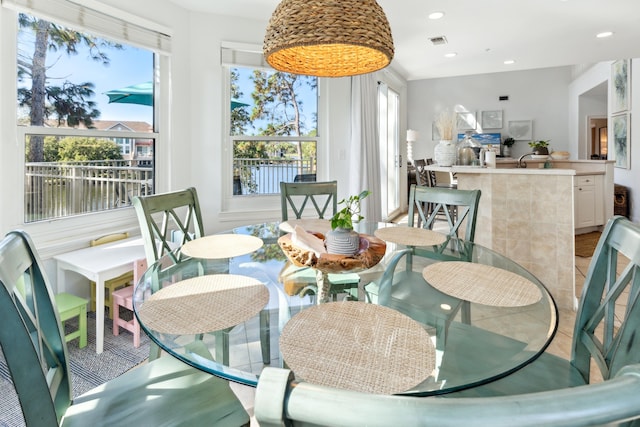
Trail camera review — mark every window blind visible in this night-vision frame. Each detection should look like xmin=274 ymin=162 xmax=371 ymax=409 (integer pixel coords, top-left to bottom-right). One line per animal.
xmin=221 ymin=43 xmax=269 ymax=69
xmin=2 ymin=0 xmax=171 ymax=54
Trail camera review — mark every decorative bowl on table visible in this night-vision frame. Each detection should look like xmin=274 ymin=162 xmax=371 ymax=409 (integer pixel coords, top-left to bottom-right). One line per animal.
xmin=277 ymin=231 xmax=386 ymax=274
xmin=550 ymin=151 xmax=570 ymax=160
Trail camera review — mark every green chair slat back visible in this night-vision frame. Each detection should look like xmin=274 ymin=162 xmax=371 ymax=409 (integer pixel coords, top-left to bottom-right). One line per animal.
xmin=254 ymin=365 xmax=640 ymax=426
xmin=280 ymin=181 xmax=338 ymax=221
xmin=0 ymin=230 xmax=249 ymax=427
xmin=408 ymin=184 xmax=481 ymax=242
xmin=132 ymin=187 xmax=204 ymax=266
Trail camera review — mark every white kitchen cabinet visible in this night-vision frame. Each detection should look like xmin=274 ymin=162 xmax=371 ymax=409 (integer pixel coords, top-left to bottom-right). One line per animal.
xmin=574 ymin=175 xmax=604 ymax=228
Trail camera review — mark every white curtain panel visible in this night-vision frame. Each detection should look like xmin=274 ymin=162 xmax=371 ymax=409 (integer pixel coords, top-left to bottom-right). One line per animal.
xmin=349 ymin=74 xmax=382 ymax=223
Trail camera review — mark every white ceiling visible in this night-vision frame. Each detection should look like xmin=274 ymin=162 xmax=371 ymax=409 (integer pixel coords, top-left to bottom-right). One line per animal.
xmin=171 ymin=0 xmax=640 ymax=81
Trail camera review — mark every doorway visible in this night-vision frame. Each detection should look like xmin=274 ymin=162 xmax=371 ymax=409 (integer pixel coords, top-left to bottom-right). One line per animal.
xmin=589 ymin=116 xmax=608 ymax=159
xmin=378 ymin=83 xmax=401 ymax=220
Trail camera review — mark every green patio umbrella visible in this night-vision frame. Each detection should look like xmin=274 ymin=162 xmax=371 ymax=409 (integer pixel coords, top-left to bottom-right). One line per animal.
xmin=105 ymin=81 xmax=249 ymax=110
xmin=105 ymin=82 xmax=153 ymax=106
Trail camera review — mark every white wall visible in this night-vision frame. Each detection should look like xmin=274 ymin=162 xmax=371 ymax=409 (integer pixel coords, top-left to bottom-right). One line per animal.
xmin=407 ymin=67 xmax=572 ymax=162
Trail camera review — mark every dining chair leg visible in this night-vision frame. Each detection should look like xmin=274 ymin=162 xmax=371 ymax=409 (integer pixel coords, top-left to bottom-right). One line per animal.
xmin=215 ymin=330 xmax=230 ymax=366
xmin=260 ymin=310 xmax=271 ymax=364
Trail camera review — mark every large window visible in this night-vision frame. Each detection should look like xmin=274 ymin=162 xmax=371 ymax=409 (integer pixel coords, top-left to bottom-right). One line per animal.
xmin=227 ymin=62 xmax=318 ymax=196
xmin=14 ymin=5 xmax=162 ymax=223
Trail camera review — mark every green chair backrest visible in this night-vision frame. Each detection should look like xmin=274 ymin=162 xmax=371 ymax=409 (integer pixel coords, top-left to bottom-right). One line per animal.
xmin=572 ymin=216 xmax=640 ymax=383
xmin=132 ymin=187 xmax=205 ymax=265
xmin=280 ymin=181 xmax=338 ymax=221
xmin=0 ymin=231 xmax=71 ymax=425
xmin=255 ymin=366 xmax=640 ymax=427
xmin=408 ymin=184 xmax=481 ymax=242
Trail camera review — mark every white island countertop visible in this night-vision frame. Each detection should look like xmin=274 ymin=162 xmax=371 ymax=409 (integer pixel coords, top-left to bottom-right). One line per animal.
xmin=425 ymin=164 xmax=577 ymax=176
xmin=426 ymin=158 xmax=614 ymax=176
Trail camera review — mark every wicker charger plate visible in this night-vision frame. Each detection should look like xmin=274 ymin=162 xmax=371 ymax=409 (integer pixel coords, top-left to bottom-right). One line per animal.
xmin=374 ymin=226 xmax=447 ymax=247
xmin=278 ymin=219 xmax=331 ymax=234
xmin=180 ymin=234 xmax=264 ymax=259
xmin=137 ymin=274 xmax=268 ymax=335
xmin=422 ymin=262 xmax=542 ymax=307
xmin=280 ymin=301 xmax=435 ymax=395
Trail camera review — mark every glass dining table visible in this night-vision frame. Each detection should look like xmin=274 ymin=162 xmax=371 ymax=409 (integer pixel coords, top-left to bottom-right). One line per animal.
xmin=133 ymin=221 xmax=558 ymax=396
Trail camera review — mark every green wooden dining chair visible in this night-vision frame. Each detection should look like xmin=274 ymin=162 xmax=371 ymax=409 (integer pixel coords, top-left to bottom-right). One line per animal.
xmin=279 ymin=180 xmax=359 ymax=301
xmin=133 ymin=187 xmax=271 ymax=364
xmin=0 ymin=230 xmax=249 ymax=427
xmin=254 ymin=366 xmax=640 ymax=427
xmin=443 ymin=215 xmax=640 ymax=398
xmin=133 ymin=187 xmax=205 ymax=266
xmin=364 ymin=185 xmax=481 ymax=348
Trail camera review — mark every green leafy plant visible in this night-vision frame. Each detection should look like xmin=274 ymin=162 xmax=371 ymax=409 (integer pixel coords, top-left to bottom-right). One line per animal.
xmin=330 ymin=190 xmax=371 ymax=230
xmin=503 ymin=137 xmax=515 ymax=147
xmin=528 ymin=140 xmax=550 ymax=150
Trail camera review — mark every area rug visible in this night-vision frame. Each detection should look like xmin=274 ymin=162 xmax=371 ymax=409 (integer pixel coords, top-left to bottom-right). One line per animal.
xmin=0 ymin=313 xmax=150 ymax=427
xmin=575 ymin=231 xmax=602 ymax=258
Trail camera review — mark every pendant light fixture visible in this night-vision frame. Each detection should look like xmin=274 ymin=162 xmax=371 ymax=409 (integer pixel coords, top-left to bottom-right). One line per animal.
xmin=263 ymin=0 xmax=394 ymax=77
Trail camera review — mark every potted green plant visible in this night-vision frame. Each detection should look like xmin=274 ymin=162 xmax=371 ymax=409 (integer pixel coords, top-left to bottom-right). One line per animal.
xmin=502 ymin=137 xmax=516 ymax=158
xmin=528 ymin=140 xmax=550 ymax=155
xmin=326 ymin=190 xmax=371 ymax=255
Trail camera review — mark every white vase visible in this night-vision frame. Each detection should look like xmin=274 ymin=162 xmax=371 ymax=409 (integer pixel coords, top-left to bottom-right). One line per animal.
xmin=325 ymin=228 xmax=360 ymax=255
xmin=434 ymin=140 xmax=457 ymax=167
xmin=502 ymin=145 xmax=511 ymax=158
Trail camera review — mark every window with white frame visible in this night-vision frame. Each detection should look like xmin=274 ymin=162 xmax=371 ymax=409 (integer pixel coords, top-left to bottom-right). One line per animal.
xmin=5 ymin=0 xmax=169 ymax=223
xmin=223 ymin=46 xmax=319 ymax=196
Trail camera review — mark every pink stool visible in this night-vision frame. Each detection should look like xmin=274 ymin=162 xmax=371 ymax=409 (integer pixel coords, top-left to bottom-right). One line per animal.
xmin=112 ymin=259 xmax=147 ymax=347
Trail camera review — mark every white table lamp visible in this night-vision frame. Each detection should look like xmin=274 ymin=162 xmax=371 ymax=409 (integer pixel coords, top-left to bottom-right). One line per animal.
xmin=407 ymin=129 xmax=419 ymax=164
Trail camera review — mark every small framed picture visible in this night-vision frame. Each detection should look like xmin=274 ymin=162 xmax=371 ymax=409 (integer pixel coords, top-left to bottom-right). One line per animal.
xmin=612 ymin=59 xmax=630 ymax=114
xmin=481 ymin=110 xmax=503 ymax=129
xmin=456 ymin=111 xmax=477 ymax=131
xmin=508 ymin=120 xmax=533 ymax=141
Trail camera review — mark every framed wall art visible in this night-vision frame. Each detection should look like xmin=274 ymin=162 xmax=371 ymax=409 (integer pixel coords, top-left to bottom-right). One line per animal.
xmin=612 ymin=59 xmax=630 ymax=114
xmin=481 ymin=110 xmax=503 ymax=129
xmin=456 ymin=111 xmax=477 ymax=131
xmin=612 ymin=112 xmax=630 ymax=169
xmin=507 ymin=120 xmax=533 ymax=141
xmin=456 ymin=133 xmax=501 ymax=145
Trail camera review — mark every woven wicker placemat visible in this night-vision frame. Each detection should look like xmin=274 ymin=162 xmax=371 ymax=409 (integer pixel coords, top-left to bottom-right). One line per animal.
xmin=374 ymin=226 xmax=447 ymax=247
xmin=137 ymin=274 xmax=268 ymax=335
xmin=278 ymin=219 xmax=331 ymax=234
xmin=280 ymin=301 xmax=435 ymax=395
xmin=180 ymin=234 xmax=264 ymax=259
xmin=422 ymin=262 xmax=542 ymax=307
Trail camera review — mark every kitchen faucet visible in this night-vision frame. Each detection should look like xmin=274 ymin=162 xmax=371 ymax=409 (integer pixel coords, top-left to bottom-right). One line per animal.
xmin=517 ymin=152 xmax=535 ymax=168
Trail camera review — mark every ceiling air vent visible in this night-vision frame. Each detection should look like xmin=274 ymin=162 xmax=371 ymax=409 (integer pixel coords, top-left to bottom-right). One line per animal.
xmin=429 ymin=36 xmax=448 ymax=45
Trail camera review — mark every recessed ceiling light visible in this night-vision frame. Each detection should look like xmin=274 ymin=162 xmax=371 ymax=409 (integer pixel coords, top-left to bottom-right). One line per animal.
xmin=428 ymin=11 xmax=445 ymax=20
xmin=596 ymin=31 xmax=614 ymax=38
xmin=444 ymin=52 xmax=457 ymax=58
xmin=504 ymin=60 xmax=515 ymax=65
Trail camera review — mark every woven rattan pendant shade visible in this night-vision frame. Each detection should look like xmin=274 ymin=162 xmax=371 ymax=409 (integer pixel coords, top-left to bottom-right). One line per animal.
xmin=264 ymin=0 xmax=394 ymax=77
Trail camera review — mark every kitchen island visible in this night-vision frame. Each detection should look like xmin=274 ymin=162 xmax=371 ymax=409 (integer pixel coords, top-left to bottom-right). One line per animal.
xmin=425 ymin=160 xmax=614 ymax=310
